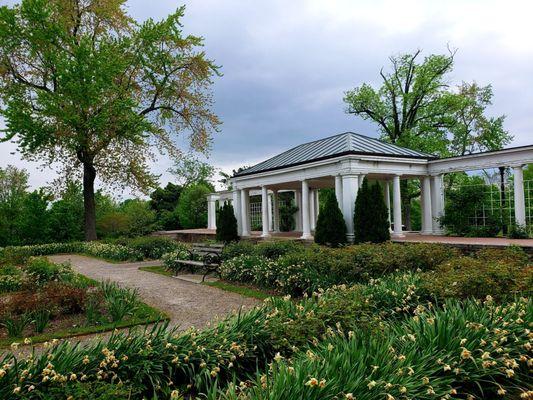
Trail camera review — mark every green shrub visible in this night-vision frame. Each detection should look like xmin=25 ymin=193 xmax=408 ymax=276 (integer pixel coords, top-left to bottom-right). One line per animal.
xmin=254 ymin=240 xmax=303 ymax=259
xmin=101 ymin=281 xmax=140 ymax=322
xmin=117 ymin=236 xmax=180 ymax=259
xmin=0 ymin=265 xmax=23 ymax=293
xmin=23 ymin=257 xmax=74 ymax=286
xmin=508 ymin=224 xmax=529 ymax=239
xmin=221 ymin=241 xmax=255 ymax=260
xmin=353 ymin=179 xmax=390 ymax=243
xmin=160 ymin=243 xmax=193 ymax=274
xmin=422 ymin=254 xmax=529 ymax=300
xmin=1 ymin=312 xmax=32 ymax=337
xmin=176 ymin=183 xmax=211 ymax=229
xmin=314 ymin=191 xmax=346 ymax=247
xmin=216 ymin=202 xmax=239 ymax=243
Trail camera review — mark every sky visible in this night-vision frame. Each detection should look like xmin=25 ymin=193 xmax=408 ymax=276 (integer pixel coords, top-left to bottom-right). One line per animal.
xmin=1 ymin=0 xmax=532 ymax=195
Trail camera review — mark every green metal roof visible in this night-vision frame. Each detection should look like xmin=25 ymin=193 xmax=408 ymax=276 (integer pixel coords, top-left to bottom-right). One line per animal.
xmin=234 ymin=132 xmax=435 ymax=177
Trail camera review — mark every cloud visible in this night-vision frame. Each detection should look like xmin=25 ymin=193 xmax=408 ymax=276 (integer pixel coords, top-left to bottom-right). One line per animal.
xmin=1 ymin=0 xmax=532 ymax=193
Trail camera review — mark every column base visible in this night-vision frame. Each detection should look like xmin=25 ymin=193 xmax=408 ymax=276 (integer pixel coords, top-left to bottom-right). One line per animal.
xmin=431 ymin=229 xmax=444 ymax=236
xmin=261 ymin=233 xmax=271 ymax=238
xmin=392 ymin=232 xmax=405 ymax=238
xmin=300 ymin=233 xmax=313 ymax=240
xmin=346 ymin=233 xmax=355 ymax=243
xmin=241 ymin=232 xmax=251 ymax=237
xmin=420 ymin=230 xmax=433 ymax=235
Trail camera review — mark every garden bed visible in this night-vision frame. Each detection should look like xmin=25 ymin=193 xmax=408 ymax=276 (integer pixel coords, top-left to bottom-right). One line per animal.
xmin=0 ymin=257 xmax=167 ymax=347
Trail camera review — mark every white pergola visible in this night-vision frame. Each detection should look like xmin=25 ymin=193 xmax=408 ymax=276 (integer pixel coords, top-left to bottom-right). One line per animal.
xmin=207 ymin=132 xmax=533 ymax=242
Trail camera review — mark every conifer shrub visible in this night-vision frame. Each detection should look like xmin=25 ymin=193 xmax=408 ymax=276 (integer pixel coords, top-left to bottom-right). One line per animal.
xmin=353 ymin=178 xmax=390 ymax=243
xmin=216 ymin=202 xmax=239 ymax=243
xmin=314 ymin=191 xmax=347 ymax=247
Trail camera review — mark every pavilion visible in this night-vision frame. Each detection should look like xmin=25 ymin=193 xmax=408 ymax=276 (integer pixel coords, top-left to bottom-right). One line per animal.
xmin=207 ymin=132 xmax=533 ymax=242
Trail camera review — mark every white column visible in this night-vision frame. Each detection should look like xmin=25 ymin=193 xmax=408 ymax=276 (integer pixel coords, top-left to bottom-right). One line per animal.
xmin=335 ymin=175 xmax=343 ymax=207
xmin=392 ymin=174 xmax=404 ymax=238
xmin=513 ymin=165 xmax=526 ymax=226
xmin=314 ymin=190 xmax=320 ymax=223
xmin=207 ymin=196 xmax=217 ymax=229
xmin=310 ymin=189 xmax=316 ymax=231
xmin=261 ymin=186 xmax=270 ymax=238
xmin=240 ymin=189 xmax=250 ymax=236
xmin=359 ymin=174 xmax=366 ymax=189
xmin=294 ymin=190 xmax=302 ymax=231
xmin=431 ymin=174 xmax=444 ymax=234
xmin=341 ymin=174 xmax=359 ymax=242
xmin=421 ymin=176 xmax=433 ymax=235
xmin=267 ymin=194 xmax=273 ymax=231
xmin=232 ymin=190 xmax=242 ymax=235
xmin=384 ymin=180 xmax=392 ymax=231
xmin=301 ymin=180 xmax=312 ymax=239
xmin=272 ymin=190 xmax=280 ymax=233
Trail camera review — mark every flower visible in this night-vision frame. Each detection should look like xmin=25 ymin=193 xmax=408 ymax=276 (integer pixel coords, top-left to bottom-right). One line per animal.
xmin=345 ymin=394 xmax=354 ymax=399
xmin=461 ymin=348 xmax=471 ymax=359
xmin=497 ymin=387 xmax=506 ymax=396
xmin=170 ymin=389 xmax=180 ymax=399
xmin=13 ymin=387 xmax=21 ymax=394
xmin=306 ymin=378 xmax=318 ymax=387
xmin=367 ymin=380 xmax=377 ymax=389
xmin=319 ymin=379 xmax=326 ymax=388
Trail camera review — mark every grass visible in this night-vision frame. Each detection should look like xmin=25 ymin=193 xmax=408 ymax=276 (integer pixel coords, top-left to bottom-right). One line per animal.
xmin=0 ymin=302 xmax=168 ymax=348
xmin=204 ymin=280 xmax=274 ymax=300
xmin=138 ymin=265 xmax=173 ymax=276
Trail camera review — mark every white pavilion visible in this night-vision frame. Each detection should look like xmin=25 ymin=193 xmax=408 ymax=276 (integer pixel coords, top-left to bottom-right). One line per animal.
xmin=207 ymin=132 xmax=533 ymax=242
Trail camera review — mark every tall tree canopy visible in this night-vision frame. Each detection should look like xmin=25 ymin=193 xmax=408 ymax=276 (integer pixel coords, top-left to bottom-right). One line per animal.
xmin=344 ymin=50 xmax=512 ymax=228
xmin=0 ymin=0 xmax=220 ymax=240
xmin=344 ymin=49 xmax=511 ymax=157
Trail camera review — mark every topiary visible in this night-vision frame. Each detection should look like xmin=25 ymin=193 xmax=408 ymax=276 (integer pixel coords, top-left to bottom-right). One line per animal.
xmin=216 ymin=202 xmax=239 ymax=243
xmin=314 ymin=191 xmax=347 ymax=247
xmin=354 ymin=179 xmax=390 ymax=243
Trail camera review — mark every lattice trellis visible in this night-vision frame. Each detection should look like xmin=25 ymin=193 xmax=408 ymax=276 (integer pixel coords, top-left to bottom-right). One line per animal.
xmin=455 ymin=179 xmax=532 ymax=233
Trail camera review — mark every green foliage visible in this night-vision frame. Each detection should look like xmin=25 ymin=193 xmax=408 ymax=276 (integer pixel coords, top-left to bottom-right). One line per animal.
xmin=422 ymin=248 xmax=530 ymax=300
xmin=353 ymin=179 xmax=390 ymax=243
xmin=441 ymin=180 xmax=502 ymax=236
xmin=314 ymin=191 xmax=347 ymax=247
xmin=23 ymin=257 xmax=74 ymax=286
xmin=216 ymin=202 xmax=239 ymax=243
xmin=1 ymin=312 xmax=32 ymax=337
xmin=149 ymin=183 xmax=182 ymax=230
xmin=220 ymin=242 xmax=460 ymax=295
xmin=114 ymin=236 xmax=180 ymax=259
xmin=169 ymin=157 xmax=216 ymax=188
xmin=225 ymin=297 xmax=531 ymax=400
xmin=176 ymin=183 xmax=211 ymax=229
xmin=0 ymin=1 xmax=220 ymax=240
xmin=278 ymin=192 xmax=298 ymax=231
xmin=344 ymin=50 xmax=511 ymax=158
xmin=101 ymin=281 xmax=140 ymax=323
xmin=508 ymin=224 xmax=529 ymax=239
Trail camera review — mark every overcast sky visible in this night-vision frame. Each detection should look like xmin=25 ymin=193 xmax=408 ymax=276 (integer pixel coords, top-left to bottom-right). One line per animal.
xmin=1 ymin=0 xmax=532 ymax=194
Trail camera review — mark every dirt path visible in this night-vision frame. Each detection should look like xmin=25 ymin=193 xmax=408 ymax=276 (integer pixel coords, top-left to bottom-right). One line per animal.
xmin=48 ymin=254 xmax=259 ymax=329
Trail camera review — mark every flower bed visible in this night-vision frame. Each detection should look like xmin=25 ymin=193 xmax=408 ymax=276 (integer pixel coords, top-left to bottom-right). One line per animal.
xmin=0 ymin=273 xmax=530 ymax=399
xmin=0 ymin=258 xmax=165 ymax=345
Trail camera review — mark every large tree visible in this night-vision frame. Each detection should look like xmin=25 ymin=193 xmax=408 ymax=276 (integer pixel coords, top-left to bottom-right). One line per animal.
xmin=344 ymin=50 xmax=511 ymax=227
xmin=0 ymin=0 xmax=220 ymax=240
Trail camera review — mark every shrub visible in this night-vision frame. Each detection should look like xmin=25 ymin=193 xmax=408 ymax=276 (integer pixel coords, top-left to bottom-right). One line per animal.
xmin=118 ymin=236 xmax=180 ymax=259
xmin=508 ymin=224 xmax=529 ymax=239
xmin=421 ymin=255 xmax=528 ymax=300
xmin=0 ymin=265 xmax=23 ymax=293
xmin=221 ymin=241 xmax=255 ymax=260
xmin=23 ymin=257 xmax=74 ymax=286
xmin=32 ymin=308 xmax=51 ymax=333
xmin=314 ymin=191 xmax=346 ymax=247
xmin=354 ymin=179 xmax=390 ymax=243
xmin=216 ymin=202 xmax=239 ymax=243
xmin=254 ymin=241 xmax=303 ymax=259
xmin=44 ymin=282 xmax=87 ymax=315
xmin=160 ymin=243 xmax=192 ymax=274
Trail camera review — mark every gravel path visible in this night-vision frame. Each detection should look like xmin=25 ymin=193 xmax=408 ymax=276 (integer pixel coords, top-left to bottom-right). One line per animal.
xmin=48 ymin=254 xmax=260 ymax=330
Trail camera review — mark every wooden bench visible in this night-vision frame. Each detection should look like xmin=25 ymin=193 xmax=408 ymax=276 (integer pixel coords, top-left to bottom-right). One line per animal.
xmin=175 ymin=243 xmax=224 ymax=282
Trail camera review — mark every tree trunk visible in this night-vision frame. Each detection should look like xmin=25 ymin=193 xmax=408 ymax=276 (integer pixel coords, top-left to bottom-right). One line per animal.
xmin=83 ymin=162 xmax=98 ymax=241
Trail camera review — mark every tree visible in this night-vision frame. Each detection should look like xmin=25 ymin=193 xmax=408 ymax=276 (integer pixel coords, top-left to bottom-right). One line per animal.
xmin=176 ymin=183 xmax=211 ymax=229
xmin=216 ymin=202 xmax=239 ymax=243
xmin=344 ymin=50 xmax=511 ymax=228
xmin=17 ymin=189 xmax=51 ymax=244
xmin=353 ymin=179 xmax=390 ymax=243
xmin=48 ymin=182 xmax=85 ymax=242
xmin=314 ymin=191 xmax=346 ymax=247
xmin=0 ymin=165 xmax=29 ymax=245
xmin=0 ymin=1 xmax=220 ymax=241
xmin=169 ymin=157 xmax=215 ymax=188
xmin=150 ymin=183 xmax=182 ymax=230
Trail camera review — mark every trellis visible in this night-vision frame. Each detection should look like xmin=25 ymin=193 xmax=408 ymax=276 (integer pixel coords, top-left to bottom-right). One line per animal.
xmin=455 ymin=179 xmax=532 ymax=233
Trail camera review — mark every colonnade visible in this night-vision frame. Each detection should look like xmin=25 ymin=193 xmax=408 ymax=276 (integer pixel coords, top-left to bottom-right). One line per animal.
xmin=207 ymin=164 xmax=528 ymax=240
